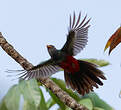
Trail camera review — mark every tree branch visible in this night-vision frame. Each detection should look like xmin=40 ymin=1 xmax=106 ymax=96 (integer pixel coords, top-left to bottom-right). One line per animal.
xmin=0 ymin=32 xmax=88 ymax=110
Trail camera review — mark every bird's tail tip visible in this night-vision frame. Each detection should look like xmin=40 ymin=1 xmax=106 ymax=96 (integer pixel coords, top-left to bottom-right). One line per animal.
xmin=64 ymin=60 xmax=106 ymax=96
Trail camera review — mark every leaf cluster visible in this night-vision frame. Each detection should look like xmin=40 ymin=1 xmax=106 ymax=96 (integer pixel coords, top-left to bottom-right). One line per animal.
xmin=0 ymin=59 xmax=112 ymax=110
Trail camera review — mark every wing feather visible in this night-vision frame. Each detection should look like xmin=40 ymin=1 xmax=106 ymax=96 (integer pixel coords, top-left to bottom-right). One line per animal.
xmin=19 ymin=59 xmax=61 ymax=79
xmin=72 ymin=12 xmax=76 ymax=28
xmin=61 ymin=12 xmax=90 ymax=56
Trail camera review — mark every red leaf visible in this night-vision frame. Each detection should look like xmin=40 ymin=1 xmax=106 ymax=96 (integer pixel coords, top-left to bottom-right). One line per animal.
xmin=104 ymin=26 xmax=121 ymax=54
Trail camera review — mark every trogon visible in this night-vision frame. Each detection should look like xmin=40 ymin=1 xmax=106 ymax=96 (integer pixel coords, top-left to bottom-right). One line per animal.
xmin=19 ymin=12 xmax=106 ymax=95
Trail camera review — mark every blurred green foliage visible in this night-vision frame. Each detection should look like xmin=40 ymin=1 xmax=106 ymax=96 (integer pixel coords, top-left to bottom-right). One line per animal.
xmin=81 ymin=59 xmax=110 ymax=67
xmin=0 ymin=59 xmax=113 ymax=110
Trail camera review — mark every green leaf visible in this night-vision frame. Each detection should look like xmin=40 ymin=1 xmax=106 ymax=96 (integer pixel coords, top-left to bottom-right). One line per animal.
xmin=39 ymin=88 xmax=48 ymax=110
xmin=23 ymin=101 xmax=37 ymax=110
xmin=84 ymin=92 xmax=113 ymax=110
xmin=0 ymin=100 xmax=8 ymax=110
xmin=51 ymin=78 xmax=81 ymax=101
xmin=23 ymin=87 xmax=48 ymax=110
xmin=48 ymin=89 xmax=66 ymax=110
xmin=22 ymin=79 xmax=47 ymax=110
xmin=46 ymin=98 xmax=56 ymax=109
xmin=81 ymin=59 xmax=110 ymax=67
xmin=65 ymin=107 xmax=72 ymax=110
xmin=93 ymin=107 xmax=104 ymax=110
xmin=0 ymin=85 xmax=21 ymax=110
xmin=19 ymin=79 xmax=41 ymax=108
xmin=79 ymin=98 xmax=93 ymax=110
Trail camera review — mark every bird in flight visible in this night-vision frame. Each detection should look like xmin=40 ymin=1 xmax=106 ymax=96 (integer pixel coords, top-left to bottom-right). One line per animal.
xmin=19 ymin=12 xmax=106 ymax=95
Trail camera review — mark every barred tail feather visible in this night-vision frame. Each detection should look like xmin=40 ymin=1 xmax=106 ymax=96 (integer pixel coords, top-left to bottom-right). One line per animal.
xmin=64 ymin=60 xmax=106 ymax=95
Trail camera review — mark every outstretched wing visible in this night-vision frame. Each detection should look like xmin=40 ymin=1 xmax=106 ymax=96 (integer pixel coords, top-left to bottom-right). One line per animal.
xmin=19 ymin=59 xmax=61 ymax=79
xmin=61 ymin=12 xmax=90 ymax=56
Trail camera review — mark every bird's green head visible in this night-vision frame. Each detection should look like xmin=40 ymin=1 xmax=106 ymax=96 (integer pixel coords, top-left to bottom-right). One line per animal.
xmin=47 ymin=45 xmax=57 ymax=57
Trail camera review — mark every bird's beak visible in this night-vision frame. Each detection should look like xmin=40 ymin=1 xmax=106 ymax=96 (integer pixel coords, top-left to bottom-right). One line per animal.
xmin=47 ymin=45 xmax=52 ymax=49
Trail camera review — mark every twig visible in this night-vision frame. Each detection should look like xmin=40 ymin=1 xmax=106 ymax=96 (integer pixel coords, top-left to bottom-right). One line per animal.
xmin=0 ymin=32 xmax=88 ymax=110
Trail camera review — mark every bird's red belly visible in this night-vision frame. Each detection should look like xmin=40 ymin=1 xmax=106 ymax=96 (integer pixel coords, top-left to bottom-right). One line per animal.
xmin=60 ymin=56 xmax=80 ymax=73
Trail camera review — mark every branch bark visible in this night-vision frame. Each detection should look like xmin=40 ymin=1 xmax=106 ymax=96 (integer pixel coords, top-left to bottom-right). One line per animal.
xmin=0 ymin=32 xmax=88 ymax=110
